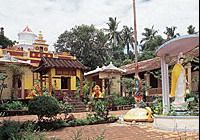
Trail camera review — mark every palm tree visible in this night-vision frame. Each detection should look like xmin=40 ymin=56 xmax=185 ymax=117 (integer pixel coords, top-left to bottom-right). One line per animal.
xmin=104 ymin=17 xmax=121 ymax=47
xmin=164 ymin=26 xmax=180 ymax=40
xmin=187 ymin=25 xmax=198 ymax=34
xmin=140 ymin=25 xmax=158 ymax=44
xmin=121 ymin=26 xmax=134 ymax=57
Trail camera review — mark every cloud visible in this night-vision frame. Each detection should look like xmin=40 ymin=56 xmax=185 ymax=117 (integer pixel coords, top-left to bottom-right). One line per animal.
xmin=0 ymin=0 xmax=199 ymax=51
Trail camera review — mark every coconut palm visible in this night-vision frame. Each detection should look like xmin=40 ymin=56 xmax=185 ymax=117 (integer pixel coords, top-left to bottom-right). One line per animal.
xmin=140 ymin=25 xmax=158 ymax=44
xmin=187 ymin=25 xmax=198 ymax=34
xmin=121 ymin=26 xmax=134 ymax=57
xmin=104 ymin=17 xmax=121 ymax=47
xmin=164 ymin=26 xmax=180 ymax=40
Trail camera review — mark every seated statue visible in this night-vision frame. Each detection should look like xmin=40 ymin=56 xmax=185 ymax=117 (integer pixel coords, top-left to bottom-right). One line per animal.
xmin=91 ymin=85 xmax=104 ymax=98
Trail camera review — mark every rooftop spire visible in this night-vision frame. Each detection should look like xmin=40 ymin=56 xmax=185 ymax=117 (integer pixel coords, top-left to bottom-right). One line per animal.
xmin=22 ymin=26 xmax=32 ymax=32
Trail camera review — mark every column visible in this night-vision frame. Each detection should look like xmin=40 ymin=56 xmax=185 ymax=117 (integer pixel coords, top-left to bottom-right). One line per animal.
xmin=21 ymin=75 xmax=25 ymax=99
xmin=48 ymin=70 xmax=52 ymax=95
xmin=40 ymin=72 xmax=43 ymax=88
xmin=161 ymin=56 xmax=170 ymax=114
xmin=80 ymin=71 xmax=83 ymax=97
xmin=186 ymin=63 xmax=192 ymax=91
xmin=144 ymin=72 xmax=150 ymax=96
xmin=102 ymin=79 xmax=105 ymax=95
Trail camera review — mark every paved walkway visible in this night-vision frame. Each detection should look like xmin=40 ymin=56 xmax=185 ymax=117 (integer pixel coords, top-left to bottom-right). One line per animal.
xmin=47 ymin=123 xmax=199 ymax=140
xmin=0 ymin=110 xmax=199 ymax=140
xmin=0 ymin=110 xmax=128 ymax=122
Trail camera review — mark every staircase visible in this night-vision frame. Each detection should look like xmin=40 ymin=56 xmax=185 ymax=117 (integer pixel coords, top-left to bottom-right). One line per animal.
xmin=62 ymin=92 xmax=87 ymax=113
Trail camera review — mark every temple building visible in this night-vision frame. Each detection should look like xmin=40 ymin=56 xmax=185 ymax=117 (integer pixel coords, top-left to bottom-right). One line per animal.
xmin=120 ymin=47 xmax=199 ymax=97
xmin=0 ymin=26 xmax=86 ymax=100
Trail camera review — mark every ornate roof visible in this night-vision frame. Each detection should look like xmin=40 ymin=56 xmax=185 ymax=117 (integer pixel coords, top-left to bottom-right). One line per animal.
xmin=84 ymin=62 xmax=126 ymax=76
xmin=33 ymin=57 xmax=87 ymax=73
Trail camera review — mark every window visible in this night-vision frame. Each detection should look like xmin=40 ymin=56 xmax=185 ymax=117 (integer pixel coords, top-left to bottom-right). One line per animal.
xmin=61 ymin=77 xmax=70 ymax=89
xmin=40 ymin=47 xmax=43 ymax=52
xmin=150 ymin=74 xmax=158 ymax=88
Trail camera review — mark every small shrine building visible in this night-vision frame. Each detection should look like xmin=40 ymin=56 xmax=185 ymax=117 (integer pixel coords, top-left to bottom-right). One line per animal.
xmin=84 ymin=62 xmax=126 ymax=96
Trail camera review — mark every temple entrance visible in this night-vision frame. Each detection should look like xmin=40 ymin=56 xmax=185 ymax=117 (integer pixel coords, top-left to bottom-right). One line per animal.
xmin=61 ymin=77 xmax=70 ymax=90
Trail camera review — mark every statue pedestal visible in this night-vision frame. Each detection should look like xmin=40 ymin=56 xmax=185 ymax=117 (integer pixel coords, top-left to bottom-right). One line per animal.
xmin=171 ymin=101 xmax=188 ymax=113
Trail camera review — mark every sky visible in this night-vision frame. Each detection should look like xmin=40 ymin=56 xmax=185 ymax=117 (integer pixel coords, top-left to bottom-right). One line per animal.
xmin=0 ymin=0 xmax=199 ymax=51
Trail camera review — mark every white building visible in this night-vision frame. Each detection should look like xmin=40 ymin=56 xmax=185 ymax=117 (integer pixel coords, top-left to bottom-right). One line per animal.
xmin=17 ymin=26 xmax=37 ymax=51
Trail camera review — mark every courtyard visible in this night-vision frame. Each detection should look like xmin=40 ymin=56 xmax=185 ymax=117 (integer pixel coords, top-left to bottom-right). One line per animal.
xmin=0 ymin=110 xmax=199 ymax=140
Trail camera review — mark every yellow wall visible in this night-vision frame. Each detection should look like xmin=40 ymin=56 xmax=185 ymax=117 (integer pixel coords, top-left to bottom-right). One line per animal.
xmin=24 ymin=67 xmax=33 ymax=89
xmin=51 ymin=68 xmax=78 ymax=90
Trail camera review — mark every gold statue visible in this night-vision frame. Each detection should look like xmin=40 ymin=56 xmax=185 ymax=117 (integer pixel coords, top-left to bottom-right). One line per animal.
xmin=91 ymin=85 xmax=104 ymax=98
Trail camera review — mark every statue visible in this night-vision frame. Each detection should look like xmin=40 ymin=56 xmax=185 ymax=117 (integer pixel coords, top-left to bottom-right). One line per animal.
xmin=170 ymin=52 xmax=188 ymax=111
xmin=91 ymin=85 xmax=103 ymax=98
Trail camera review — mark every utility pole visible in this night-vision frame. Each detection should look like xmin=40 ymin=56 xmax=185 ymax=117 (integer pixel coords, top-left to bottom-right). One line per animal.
xmin=132 ymin=0 xmax=143 ymax=102
xmin=132 ymin=0 xmax=138 ymax=76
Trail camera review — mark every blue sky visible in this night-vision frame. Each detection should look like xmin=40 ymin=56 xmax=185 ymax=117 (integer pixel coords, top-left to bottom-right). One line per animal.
xmin=0 ymin=0 xmax=199 ymax=51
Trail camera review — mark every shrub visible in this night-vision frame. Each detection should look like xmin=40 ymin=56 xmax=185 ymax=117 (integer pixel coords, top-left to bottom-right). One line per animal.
xmin=93 ymin=100 xmax=109 ymax=119
xmin=28 ymin=96 xmax=61 ymax=121
xmin=0 ymin=101 xmax=27 ymax=110
xmin=0 ymin=120 xmax=47 ymax=140
xmin=151 ymin=97 xmax=163 ymax=115
xmin=0 ymin=120 xmax=21 ymax=140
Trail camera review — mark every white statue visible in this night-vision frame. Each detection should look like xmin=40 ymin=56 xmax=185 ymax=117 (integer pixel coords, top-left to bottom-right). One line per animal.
xmin=170 ymin=52 xmax=188 ymax=111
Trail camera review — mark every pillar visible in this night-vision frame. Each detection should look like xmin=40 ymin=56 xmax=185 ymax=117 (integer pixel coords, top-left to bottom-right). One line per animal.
xmin=102 ymin=79 xmax=105 ymax=95
xmin=144 ymin=72 xmax=150 ymax=96
xmin=21 ymin=75 xmax=25 ymax=99
xmin=161 ymin=56 xmax=170 ymax=114
xmin=186 ymin=63 xmax=192 ymax=91
xmin=80 ymin=71 xmax=83 ymax=97
xmin=48 ymin=70 xmax=52 ymax=94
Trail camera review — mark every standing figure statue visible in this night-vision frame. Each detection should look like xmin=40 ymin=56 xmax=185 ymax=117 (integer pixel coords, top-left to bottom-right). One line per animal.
xmin=170 ymin=52 xmax=188 ymax=111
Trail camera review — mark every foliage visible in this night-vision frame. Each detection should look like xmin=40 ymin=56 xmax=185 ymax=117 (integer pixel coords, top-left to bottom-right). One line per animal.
xmin=93 ymin=100 xmax=109 ymax=119
xmin=29 ymin=80 xmax=49 ymax=97
xmin=187 ymin=25 xmax=199 ymax=34
xmin=54 ymin=24 xmax=109 ymax=70
xmin=107 ymin=94 xmax=135 ymax=107
xmin=185 ymin=93 xmax=199 ymax=116
xmin=0 ymin=34 xmax=14 ymax=49
xmin=151 ymin=97 xmax=163 ymax=115
xmin=119 ymin=77 xmax=150 ymax=96
xmin=163 ymin=26 xmax=180 ymax=40
xmin=0 ymin=120 xmax=46 ymax=140
xmin=28 ymin=96 xmax=61 ymax=121
xmin=0 ymin=101 xmax=27 ymax=110
xmin=59 ymin=101 xmax=74 ymax=119
xmin=0 ymin=73 xmax=7 ymax=100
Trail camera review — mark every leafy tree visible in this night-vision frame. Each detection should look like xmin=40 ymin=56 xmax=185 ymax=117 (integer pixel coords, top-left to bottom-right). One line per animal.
xmin=187 ymin=25 xmax=198 ymax=34
xmin=104 ymin=17 xmax=128 ymax=67
xmin=140 ymin=25 xmax=158 ymax=44
xmin=54 ymin=25 xmax=109 ymax=70
xmin=0 ymin=30 xmax=14 ymax=49
xmin=164 ymin=26 xmax=180 ymax=40
xmin=139 ymin=26 xmax=164 ymax=61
